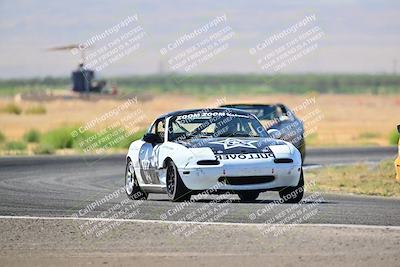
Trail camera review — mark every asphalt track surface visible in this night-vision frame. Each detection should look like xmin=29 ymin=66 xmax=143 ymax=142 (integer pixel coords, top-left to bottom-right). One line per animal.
xmin=0 ymin=146 xmax=398 ymax=226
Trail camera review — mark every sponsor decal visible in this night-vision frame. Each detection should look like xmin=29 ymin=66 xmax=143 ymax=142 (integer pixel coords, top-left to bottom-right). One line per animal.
xmin=215 ymin=152 xmax=274 ymax=160
xmin=210 ymin=138 xmax=258 ymax=150
xmin=176 ymin=112 xmax=249 ymax=121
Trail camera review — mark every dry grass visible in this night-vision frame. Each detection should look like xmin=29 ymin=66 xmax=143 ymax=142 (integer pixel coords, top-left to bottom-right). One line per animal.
xmin=0 ymin=93 xmax=399 ymax=147
xmin=25 ymin=105 xmax=46 ymax=115
xmin=0 ymin=103 xmax=22 ymax=115
xmin=306 ymin=160 xmax=400 ymax=197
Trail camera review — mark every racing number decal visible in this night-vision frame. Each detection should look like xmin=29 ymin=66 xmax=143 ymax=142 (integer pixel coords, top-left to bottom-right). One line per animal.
xmin=138 ymin=143 xmax=160 ymax=184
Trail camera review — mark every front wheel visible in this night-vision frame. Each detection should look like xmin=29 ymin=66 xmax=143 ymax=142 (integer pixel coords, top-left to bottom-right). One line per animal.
xmin=237 ymin=191 xmax=259 ymax=202
xmin=125 ymin=159 xmax=148 ymax=200
xmin=279 ymin=170 xmax=304 ymax=203
xmin=166 ymin=160 xmax=191 ymax=202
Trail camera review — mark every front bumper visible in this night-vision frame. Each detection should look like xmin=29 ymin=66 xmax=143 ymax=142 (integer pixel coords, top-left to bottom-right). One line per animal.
xmin=179 ymin=161 xmax=302 ymax=191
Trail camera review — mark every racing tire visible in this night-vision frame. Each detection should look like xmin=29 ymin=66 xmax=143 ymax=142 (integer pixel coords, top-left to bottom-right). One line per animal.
xmin=166 ymin=160 xmax=191 ymax=202
xmin=279 ymin=170 xmax=304 ymax=203
xmin=125 ymin=159 xmax=148 ymax=200
xmin=237 ymin=191 xmax=260 ymax=202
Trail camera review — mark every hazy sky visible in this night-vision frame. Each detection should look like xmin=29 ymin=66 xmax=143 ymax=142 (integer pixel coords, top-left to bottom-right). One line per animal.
xmin=0 ymin=0 xmax=399 ymax=78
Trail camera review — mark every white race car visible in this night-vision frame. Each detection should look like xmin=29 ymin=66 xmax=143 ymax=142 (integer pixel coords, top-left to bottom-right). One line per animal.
xmin=125 ymin=108 xmax=304 ymax=202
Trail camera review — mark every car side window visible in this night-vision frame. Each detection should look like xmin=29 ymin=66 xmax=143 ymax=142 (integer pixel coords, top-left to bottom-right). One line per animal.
xmin=156 ymin=119 xmax=166 ymax=142
xmin=148 ymin=119 xmax=165 ymax=141
xmin=148 ymin=121 xmax=157 ymax=134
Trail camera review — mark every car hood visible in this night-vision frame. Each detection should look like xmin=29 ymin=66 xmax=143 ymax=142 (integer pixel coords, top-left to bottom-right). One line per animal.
xmin=176 ymin=137 xmax=287 ymax=155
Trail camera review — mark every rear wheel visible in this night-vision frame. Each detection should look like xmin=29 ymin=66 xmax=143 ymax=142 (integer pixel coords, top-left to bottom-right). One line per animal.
xmin=166 ymin=160 xmax=191 ymax=202
xmin=237 ymin=191 xmax=259 ymax=202
xmin=125 ymin=159 xmax=148 ymax=200
xmin=279 ymin=170 xmax=304 ymax=203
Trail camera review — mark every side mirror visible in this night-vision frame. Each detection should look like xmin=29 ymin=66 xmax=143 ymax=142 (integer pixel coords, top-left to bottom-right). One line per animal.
xmin=143 ymin=133 xmax=162 ymax=144
xmin=267 ymin=129 xmax=282 ymax=139
xmin=397 ymin=125 xmax=400 ymax=134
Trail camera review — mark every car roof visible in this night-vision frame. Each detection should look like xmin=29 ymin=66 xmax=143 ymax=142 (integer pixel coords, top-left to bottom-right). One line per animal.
xmin=157 ymin=108 xmax=252 ymax=120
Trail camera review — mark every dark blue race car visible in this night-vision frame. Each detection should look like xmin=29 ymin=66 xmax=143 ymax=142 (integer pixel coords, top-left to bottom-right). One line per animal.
xmin=220 ymin=104 xmax=306 ymax=162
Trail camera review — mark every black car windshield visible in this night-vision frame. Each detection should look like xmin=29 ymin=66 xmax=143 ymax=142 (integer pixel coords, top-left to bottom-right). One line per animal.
xmin=168 ymin=111 xmax=268 ymax=141
xmin=223 ymin=105 xmax=289 ymax=121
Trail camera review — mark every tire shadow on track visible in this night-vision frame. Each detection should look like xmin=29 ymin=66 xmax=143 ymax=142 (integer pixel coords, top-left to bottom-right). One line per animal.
xmin=145 ymin=198 xmax=336 ymax=205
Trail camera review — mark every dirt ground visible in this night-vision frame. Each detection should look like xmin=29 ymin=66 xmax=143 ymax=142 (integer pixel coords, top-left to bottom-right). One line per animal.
xmin=0 ymin=93 xmax=399 ymax=147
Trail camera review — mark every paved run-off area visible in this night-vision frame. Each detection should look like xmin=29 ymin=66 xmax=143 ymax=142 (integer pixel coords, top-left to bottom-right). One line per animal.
xmin=1 ymin=217 xmax=400 ymax=267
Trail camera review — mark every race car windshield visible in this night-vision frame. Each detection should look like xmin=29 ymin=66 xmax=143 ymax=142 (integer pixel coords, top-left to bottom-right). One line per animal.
xmin=168 ymin=112 xmax=268 ymax=141
xmin=223 ymin=105 xmax=289 ymax=121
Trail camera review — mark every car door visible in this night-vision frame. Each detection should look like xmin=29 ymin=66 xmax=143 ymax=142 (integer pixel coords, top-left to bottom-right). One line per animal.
xmin=138 ymin=118 xmax=165 ymax=184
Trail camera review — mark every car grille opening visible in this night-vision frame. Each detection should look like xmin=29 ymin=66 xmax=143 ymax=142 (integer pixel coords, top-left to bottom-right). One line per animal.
xmin=218 ymin=176 xmax=275 ymax=185
xmin=197 ymin=160 xmax=220 ymax=165
xmin=274 ymin=158 xmax=293 ymax=163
